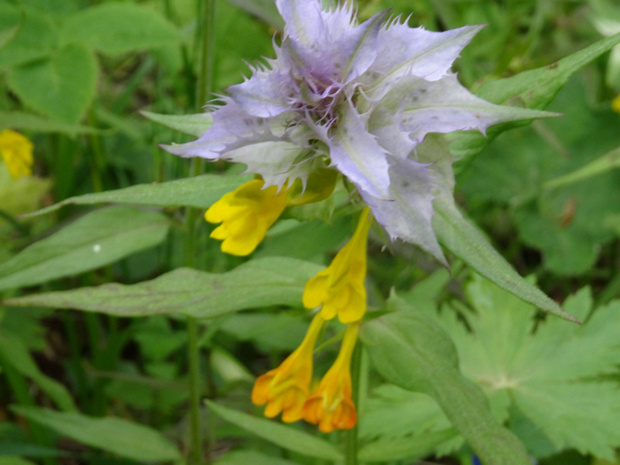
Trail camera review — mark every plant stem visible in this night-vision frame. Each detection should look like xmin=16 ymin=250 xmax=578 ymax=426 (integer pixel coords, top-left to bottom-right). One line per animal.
xmin=185 ymin=1 xmax=217 ymax=462
xmin=345 ymin=342 xmax=362 ymax=465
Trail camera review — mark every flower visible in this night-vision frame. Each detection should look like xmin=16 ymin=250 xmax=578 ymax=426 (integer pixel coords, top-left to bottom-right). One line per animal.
xmin=303 ymin=322 xmax=359 ymax=433
xmin=613 ymin=95 xmax=620 ymax=114
xmin=252 ymin=313 xmax=325 ymax=422
xmin=205 ymin=179 xmax=289 ymax=255
xmin=303 ymin=207 xmax=371 ymax=323
xmin=0 ymin=129 xmax=33 ymax=179
xmin=164 ymin=0 xmax=545 ymax=263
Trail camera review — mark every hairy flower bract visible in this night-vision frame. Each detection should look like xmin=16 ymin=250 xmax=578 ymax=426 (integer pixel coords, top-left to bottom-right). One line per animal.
xmin=165 ymin=0 xmax=546 ymax=262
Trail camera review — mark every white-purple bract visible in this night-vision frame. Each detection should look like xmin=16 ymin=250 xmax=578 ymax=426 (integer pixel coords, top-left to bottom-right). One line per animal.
xmin=164 ymin=0 xmax=545 ymax=264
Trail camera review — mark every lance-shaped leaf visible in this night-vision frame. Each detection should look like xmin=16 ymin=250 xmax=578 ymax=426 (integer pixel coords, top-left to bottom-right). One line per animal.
xmin=0 ymin=207 xmax=169 ymax=291
xmin=3 ymin=257 xmax=321 ymax=318
xmin=432 ymin=197 xmax=578 ymax=323
xmin=361 ymin=294 xmax=532 ymax=465
xmin=11 ymin=406 xmax=181 ymax=462
xmin=207 ymin=401 xmax=342 ymax=461
xmin=451 ymin=32 xmax=620 ymax=161
xmin=141 ymin=111 xmax=213 ymax=137
xmin=544 ymin=145 xmax=620 ymax=190
xmin=26 ymin=173 xmax=251 ymax=217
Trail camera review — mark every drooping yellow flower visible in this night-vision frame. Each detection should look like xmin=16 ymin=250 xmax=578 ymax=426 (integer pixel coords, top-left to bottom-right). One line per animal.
xmin=302 ymin=208 xmax=371 ymax=323
xmin=613 ymin=95 xmax=620 ymax=114
xmin=252 ymin=314 xmax=325 ymax=422
xmin=303 ymin=323 xmax=359 ymax=433
xmin=205 ymin=179 xmax=288 ymax=256
xmin=0 ymin=129 xmax=33 ymax=179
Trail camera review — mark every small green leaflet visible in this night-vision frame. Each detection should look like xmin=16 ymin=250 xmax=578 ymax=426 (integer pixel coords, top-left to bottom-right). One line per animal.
xmin=3 ymin=257 xmax=321 ymax=319
xmin=141 ymin=111 xmax=213 ymax=137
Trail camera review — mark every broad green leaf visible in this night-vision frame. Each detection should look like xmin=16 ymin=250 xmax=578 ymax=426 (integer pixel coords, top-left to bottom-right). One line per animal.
xmin=11 ymin=406 xmax=181 ymax=462
xmin=61 ymin=4 xmax=180 ymax=55
xmin=361 ymin=295 xmax=532 ymax=465
xmin=358 ymin=428 xmax=457 ymax=462
xmin=432 ymin=197 xmax=579 ymax=323
xmin=214 ymin=451 xmax=297 ymax=465
xmin=7 ymin=44 xmax=97 ymax=123
xmin=0 ymin=331 xmax=76 ymax=412
xmin=3 ymin=257 xmax=321 ymax=318
xmin=451 ymin=32 xmax=620 ymax=161
xmin=0 ymin=7 xmax=57 ymax=67
xmin=0 ymin=207 xmax=169 ymax=291
xmin=0 ymin=111 xmax=98 ymax=135
xmin=443 ymin=276 xmax=620 ymax=459
xmin=544 ymin=146 xmax=620 ymax=189
xmin=26 ymin=173 xmax=252 ymax=217
xmin=141 ymin=111 xmax=213 ymax=137
xmin=206 ymin=401 xmax=343 ymax=461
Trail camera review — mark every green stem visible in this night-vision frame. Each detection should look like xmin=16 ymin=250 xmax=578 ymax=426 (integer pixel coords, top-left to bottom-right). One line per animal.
xmin=345 ymin=342 xmax=362 ymax=465
xmin=187 ymin=317 xmax=203 ymax=465
xmin=185 ymin=0 xmax=217 ymax=461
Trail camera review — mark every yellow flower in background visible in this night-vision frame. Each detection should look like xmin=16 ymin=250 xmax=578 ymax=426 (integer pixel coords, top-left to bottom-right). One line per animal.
xmin=303 ymin=208 xmax=372 ymax=323
xmin=252 ymin=314 xmax=325 ymax=423
xmin=303 ymin=323 xmax=359 ymax=433
xmin=205 ymin=179 xmax=288 ymax=256
xmin=0 ymin=129 xmax=33 ymax=179
xmin=613 ymin=95 xmax=620 ymax=114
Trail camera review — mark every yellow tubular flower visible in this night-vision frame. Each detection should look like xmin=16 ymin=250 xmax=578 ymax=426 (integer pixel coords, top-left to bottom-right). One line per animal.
xmin=205 ymin=179 xmax=288 ymax=256
xmin=252 ymin=314 xmax=325 ymax=422
xmin=302 ymin=207 xmax=372 ymax=323
xmin=303 ymin=322 xmax=359 ymax=433
xmin=0 ymin=129 xmax=34 ymax=179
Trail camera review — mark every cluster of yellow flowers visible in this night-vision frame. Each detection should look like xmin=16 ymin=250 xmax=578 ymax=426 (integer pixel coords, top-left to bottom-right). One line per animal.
xmin=206 ymin=180 xmax=371 ymax=432
xmin=0 ymin=129 xmax=33 ymax=179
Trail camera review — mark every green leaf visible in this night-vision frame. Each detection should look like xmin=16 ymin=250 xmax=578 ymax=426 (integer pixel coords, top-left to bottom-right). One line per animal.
xmin=3 ymin=257 xmax=321 ymax=318
xmin=0 ymin=7 xmax=58 ymax=67
xmin=214 ymin=451 xmax=298 ymax=465
xmin=26 ymin=173 xmax=252 ymax=217
xmin=451 ymin=32 xmax=620 ymax=161
xmin=358 ymin=428 xmax=457 ymax=462
xmin=225 ymin=0 xmax=284 ymax=29
xmin=0 ymin=457 xmax=36 ymax=465
xmin=0 ymin=331 xmax=76 ymax=412
xmin=206 ymin=401 xmax=343 ymax=461
xmin=11 ymin=406 xmax=181 ymax=462
xmin=61 ymin=4 xmax=180 ymax=55
xmin=544 ymin=145 xmax=620 ymax=190
xmin=444 ymin=276 xmax=620 ymax=459
xmin=7 ymin=44 xmax=97 ymax=123
xmin=0 ymin=5 xmax=21 ymax=50
xmin=141 ymin=111 xmax=213 ymax=137
xmin=0 ymin=207 xmax=169 ymax=291
xmin=432 ymin=197 xmax=579 ymax=323
xmin=361 ymin=294 xmax=532 ymax=465
xmin=0 ymin=111 xmax=98 ymax=135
